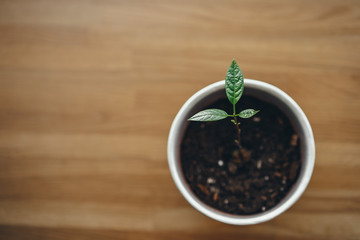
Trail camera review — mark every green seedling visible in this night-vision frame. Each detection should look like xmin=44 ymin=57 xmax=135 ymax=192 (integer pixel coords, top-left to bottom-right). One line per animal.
xmin=188 ymin=60 xmax=259 ymax=150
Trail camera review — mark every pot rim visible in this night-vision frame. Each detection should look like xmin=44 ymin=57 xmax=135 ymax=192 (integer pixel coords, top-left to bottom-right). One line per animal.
xmin=167 ymin=79 xmax=315 ymax=225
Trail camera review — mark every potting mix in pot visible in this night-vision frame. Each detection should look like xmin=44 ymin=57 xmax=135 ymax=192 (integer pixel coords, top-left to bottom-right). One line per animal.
xmin=181 ymin=60 xmax=301 ymax=215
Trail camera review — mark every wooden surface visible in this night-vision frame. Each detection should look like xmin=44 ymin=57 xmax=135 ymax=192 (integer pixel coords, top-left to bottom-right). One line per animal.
xmin=0 ymin=0 xmax=359 ymax=239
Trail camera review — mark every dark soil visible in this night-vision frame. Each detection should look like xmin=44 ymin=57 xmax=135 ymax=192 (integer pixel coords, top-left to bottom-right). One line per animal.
xmin=181 ymin=95 xmax=302 ymax=215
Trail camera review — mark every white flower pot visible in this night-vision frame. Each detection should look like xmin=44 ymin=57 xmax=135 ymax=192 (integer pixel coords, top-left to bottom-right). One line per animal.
xmin=167 ymin=79 xmax=315 ymax=225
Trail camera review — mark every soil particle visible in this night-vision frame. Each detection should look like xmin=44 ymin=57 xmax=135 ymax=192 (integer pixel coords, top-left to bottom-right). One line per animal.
xmin=289 ymin=161 xmax=300 ymax=180
xmin=256 ymin=160 xmax=262 ymax=169
xmin=228 ymin=162 xmax=238 ymax=174
xmin=213 ymin=192 xmax=219 ymax=201
xmin=218 ymin=160 xmax=224 ymax=166
xmin=197 ymin=184 xmax=209 ymax=196
xmin=207 ymin=177 xmax=216 ymax=184
xmin=291 ymin=134 xmax=299 ymax=146
xmin=253 ymin=117 xmax=261 ymax=122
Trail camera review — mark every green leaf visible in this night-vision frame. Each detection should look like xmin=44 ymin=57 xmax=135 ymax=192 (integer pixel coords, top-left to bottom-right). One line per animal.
xmin=188 ymin=109 xmax=229 ymax=122
xmin=230 ymin=119 xmax=240 ymax=125
xmin=238 ymin=109 xmax=259 ymax=118
xmin=225 ymin=60 xmax=244 ymax=105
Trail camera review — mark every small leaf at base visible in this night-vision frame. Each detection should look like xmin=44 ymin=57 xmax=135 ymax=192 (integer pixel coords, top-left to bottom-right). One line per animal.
xmin=188 ymin=109 xmax=229 ymax=122
xmin=238 ymin=109 xmax=259 ymax=118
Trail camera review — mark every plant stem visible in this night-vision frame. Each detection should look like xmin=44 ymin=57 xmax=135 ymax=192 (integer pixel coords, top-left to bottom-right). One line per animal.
xmin=233 ymin=103 xmax=242 ymax=151
xmin=233 ymin=115 xmax=242 ymax=150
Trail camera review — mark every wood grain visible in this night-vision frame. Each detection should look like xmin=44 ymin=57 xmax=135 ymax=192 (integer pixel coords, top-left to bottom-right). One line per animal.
xmin=0 ymin=0 xmax=359 ymax=239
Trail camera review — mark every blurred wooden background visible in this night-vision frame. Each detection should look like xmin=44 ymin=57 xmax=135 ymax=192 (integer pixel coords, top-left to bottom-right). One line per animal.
xmin=0 ymin=0 xmax=359 ymax=239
